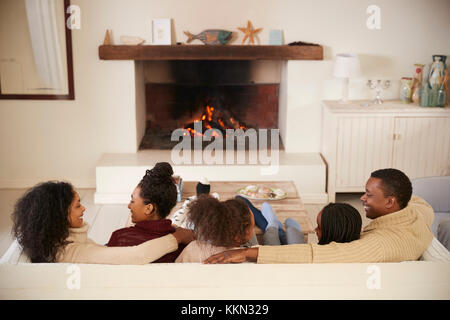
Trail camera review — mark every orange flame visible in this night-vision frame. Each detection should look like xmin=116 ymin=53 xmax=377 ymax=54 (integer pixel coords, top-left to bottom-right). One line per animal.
xmin=183 ymin=103 xmax=246 ymax=137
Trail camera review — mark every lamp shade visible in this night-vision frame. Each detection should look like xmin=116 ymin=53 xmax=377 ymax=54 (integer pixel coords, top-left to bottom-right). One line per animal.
xmin=333 ymin=53 xmax=361 ymax=78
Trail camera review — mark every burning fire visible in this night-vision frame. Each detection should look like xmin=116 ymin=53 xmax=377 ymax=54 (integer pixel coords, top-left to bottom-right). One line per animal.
xmin=184 ymin=105 xmax=247 ymax=137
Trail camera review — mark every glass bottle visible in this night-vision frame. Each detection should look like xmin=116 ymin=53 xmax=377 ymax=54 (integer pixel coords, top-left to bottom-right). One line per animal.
xmin=429 ymin=84 xmax=439 ymax=107
xmin=437 ymin=84 xmax=446 ymax=107
xmin=420 ymin=84 xmax=430 ymax=107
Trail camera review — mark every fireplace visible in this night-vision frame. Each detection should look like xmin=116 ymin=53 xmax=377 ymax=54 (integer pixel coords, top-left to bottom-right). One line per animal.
xmin=139 ymin=61 xmax=281 ymax=150
xmin=95 ymin=46 xmax=328 ymax=205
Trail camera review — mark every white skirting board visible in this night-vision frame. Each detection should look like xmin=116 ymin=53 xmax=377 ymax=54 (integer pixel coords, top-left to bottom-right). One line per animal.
xmin=94 ymin=151 xmax=328 ymax=204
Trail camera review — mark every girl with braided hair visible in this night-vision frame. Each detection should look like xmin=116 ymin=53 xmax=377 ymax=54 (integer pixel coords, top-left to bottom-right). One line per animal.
xmin=315 ymin=203 xmax=362 ymax=245
xmin=238 ymin=197 xmax=361 ymax=246
xmin=107 ymin=162 xmax=188 ymax=262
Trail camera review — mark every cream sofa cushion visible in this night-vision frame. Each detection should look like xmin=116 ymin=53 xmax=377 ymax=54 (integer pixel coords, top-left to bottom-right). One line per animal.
xmin=419 ymin=236 xmax=450 ymax=261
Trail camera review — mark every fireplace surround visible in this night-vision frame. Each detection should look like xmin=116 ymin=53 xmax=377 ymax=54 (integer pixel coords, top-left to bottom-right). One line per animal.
xmin=95 ymin=45 xmax=327 ymax=204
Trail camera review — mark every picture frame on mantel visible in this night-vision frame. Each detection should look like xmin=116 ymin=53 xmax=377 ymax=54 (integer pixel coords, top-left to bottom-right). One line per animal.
xmin=151 ymin=19 xmax=171 ymax=45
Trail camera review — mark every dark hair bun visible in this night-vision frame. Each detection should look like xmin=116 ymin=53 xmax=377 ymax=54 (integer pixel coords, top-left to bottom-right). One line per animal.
xmin=146 ymin=162 xmax=173 ymax=182
xmin=138 ymin=162 xmax=177 ymax=218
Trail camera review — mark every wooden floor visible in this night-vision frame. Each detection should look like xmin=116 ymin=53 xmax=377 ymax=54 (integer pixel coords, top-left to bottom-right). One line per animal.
xmin=0 ymin=188 xmax=369 ymax=258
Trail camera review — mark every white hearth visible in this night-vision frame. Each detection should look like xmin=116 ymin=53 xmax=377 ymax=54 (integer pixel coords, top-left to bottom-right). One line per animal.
xmin=94 ymin=150 xmax=327 ymax=204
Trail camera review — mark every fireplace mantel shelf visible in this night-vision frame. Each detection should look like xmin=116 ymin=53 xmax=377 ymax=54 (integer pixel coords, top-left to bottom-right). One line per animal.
xmin=98 ymin=44 xmax=323 ymax=61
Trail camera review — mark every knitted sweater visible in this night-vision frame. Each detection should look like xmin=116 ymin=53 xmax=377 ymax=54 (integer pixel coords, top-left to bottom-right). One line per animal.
xmin=175 ymin=240 xmax=230 ymax=263
xmin=56 ymin=222 xmax=178 ymax=264
xmin=258 ymin=196 xmax=434 ymax=264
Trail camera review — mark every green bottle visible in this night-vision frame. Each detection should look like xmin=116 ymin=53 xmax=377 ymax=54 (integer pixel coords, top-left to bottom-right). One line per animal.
xmin=420 ymin=84 xmax=430 ymax=107
xmin=429 ymin=84 xmax=439 ymax=107
xmin=437 ymin=83 xmax=446 ymax=107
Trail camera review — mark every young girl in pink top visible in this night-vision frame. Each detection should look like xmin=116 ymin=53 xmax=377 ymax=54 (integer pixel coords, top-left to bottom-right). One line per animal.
xmin=176 ymin=196 xmax=255 ymax=263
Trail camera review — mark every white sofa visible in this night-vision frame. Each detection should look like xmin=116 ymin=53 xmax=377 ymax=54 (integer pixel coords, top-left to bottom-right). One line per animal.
xmin=1 ymin=238 xmax=449 ymax=300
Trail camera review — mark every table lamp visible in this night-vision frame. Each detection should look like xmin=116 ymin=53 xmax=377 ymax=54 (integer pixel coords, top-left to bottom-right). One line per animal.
xmin=333 ymin=53 xmax=361 ymax=103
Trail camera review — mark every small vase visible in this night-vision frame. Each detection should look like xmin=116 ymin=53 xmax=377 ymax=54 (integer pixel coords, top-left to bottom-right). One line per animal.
xmin=411 ymin=82 xmax=422 ymax=105
xmin=400 ymin=77 xmax=412 ymax=103
xmin=411 ymin=64 xmax=424 ymax=105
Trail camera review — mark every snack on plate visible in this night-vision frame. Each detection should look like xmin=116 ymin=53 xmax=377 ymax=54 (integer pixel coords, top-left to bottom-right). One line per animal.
xmin=237 ymin=185 xmax=287 ymax=200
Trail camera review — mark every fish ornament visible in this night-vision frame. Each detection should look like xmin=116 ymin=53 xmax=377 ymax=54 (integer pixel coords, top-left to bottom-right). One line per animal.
xmin=184 ymin=29 xmax=232 ymax=45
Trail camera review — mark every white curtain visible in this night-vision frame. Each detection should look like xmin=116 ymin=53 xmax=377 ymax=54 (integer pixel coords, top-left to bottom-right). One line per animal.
xmin=24 ymin=0 xmax=64 ymax=89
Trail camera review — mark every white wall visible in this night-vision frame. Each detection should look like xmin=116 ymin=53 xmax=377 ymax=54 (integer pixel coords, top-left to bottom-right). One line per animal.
xmin=1 ymin=0 xmax=449 ymax=187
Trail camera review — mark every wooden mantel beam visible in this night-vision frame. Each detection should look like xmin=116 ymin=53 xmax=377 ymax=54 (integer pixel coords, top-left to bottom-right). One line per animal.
xmin=98 ymin=44 xmax=323 ymax=61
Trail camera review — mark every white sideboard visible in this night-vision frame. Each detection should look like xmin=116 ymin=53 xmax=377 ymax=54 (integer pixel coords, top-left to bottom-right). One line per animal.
xmin=321 ymin=100 xmax=450 ymax=202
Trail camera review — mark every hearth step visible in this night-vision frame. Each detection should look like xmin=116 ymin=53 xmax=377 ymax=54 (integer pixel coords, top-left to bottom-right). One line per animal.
xmin=94 ymin=150 xmax=327 ymax=205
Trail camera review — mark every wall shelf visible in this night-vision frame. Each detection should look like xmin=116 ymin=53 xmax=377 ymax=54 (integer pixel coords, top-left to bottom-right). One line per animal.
xmin=98 ymin=44 xmax=323 ymax=61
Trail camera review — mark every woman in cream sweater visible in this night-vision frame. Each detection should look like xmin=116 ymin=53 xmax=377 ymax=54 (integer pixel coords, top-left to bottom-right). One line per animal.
xmin=12 ymin=181 xmax=193 ymax=264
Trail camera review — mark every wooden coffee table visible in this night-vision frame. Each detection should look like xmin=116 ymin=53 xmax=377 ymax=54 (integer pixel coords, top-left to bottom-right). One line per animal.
xmin=170 ymin=181 xmax=315 ymax=243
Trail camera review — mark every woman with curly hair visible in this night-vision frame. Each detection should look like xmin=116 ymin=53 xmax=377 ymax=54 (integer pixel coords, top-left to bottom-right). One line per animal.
xmin=107 ymin=162 xmax=186 ymax=262
xmin=12 ymin=179 xmax=194 ymax=264
xmin=175 ymin=196 xmax=255 ymax=263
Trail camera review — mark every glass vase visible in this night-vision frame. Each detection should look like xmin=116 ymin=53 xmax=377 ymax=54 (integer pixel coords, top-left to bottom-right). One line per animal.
xmin=400 ymin=78 xmax=412 ymax=103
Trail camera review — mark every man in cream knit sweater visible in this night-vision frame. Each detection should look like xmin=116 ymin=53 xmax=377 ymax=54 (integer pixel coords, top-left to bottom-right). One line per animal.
xmin=204 ymin=168 xmax=434 ymax=264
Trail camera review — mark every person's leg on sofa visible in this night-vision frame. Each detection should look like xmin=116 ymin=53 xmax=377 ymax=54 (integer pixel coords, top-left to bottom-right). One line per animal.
xmin=285 ymin=218 xmax=305 ymax=244
xmin=437 ymin=218 xmax=450 ymax=251
xmin=261 ymin=202 xmax=287 ymax=244
xmin=263 ymin=226 xmax=281 ymax=245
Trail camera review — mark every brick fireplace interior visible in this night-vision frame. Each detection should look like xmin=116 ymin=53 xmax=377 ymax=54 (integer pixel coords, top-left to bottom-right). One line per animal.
xmin=140 ymin=60 xmax=281 ymax=150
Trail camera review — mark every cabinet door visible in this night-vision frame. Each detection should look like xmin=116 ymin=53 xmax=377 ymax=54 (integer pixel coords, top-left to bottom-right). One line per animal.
xmin=336 ymin=116 xmax=395 ymax=188
xmin=393 ymin=117 xmax=450 ymax=179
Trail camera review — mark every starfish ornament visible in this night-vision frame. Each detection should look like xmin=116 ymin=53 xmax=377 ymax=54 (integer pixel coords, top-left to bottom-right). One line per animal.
xmin=237 ymin=20 xmax=262 ymax=45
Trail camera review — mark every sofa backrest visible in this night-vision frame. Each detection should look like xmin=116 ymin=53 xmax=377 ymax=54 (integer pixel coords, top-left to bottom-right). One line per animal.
xmin=412 ymin=176 xmax=450 ymax=213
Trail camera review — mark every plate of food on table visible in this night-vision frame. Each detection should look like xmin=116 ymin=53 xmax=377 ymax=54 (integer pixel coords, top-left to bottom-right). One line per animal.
xmin=236 ymin=185 xmax=287 ymax=200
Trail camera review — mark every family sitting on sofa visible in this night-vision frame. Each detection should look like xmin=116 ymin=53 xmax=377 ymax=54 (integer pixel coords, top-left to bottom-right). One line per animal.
xmin=9 ymin=162 xmax=450 ymax=264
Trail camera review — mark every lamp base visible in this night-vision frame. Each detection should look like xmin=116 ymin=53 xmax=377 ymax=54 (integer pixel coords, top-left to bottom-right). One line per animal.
xmin=339 ymin=77 xmax=350 ymax=105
